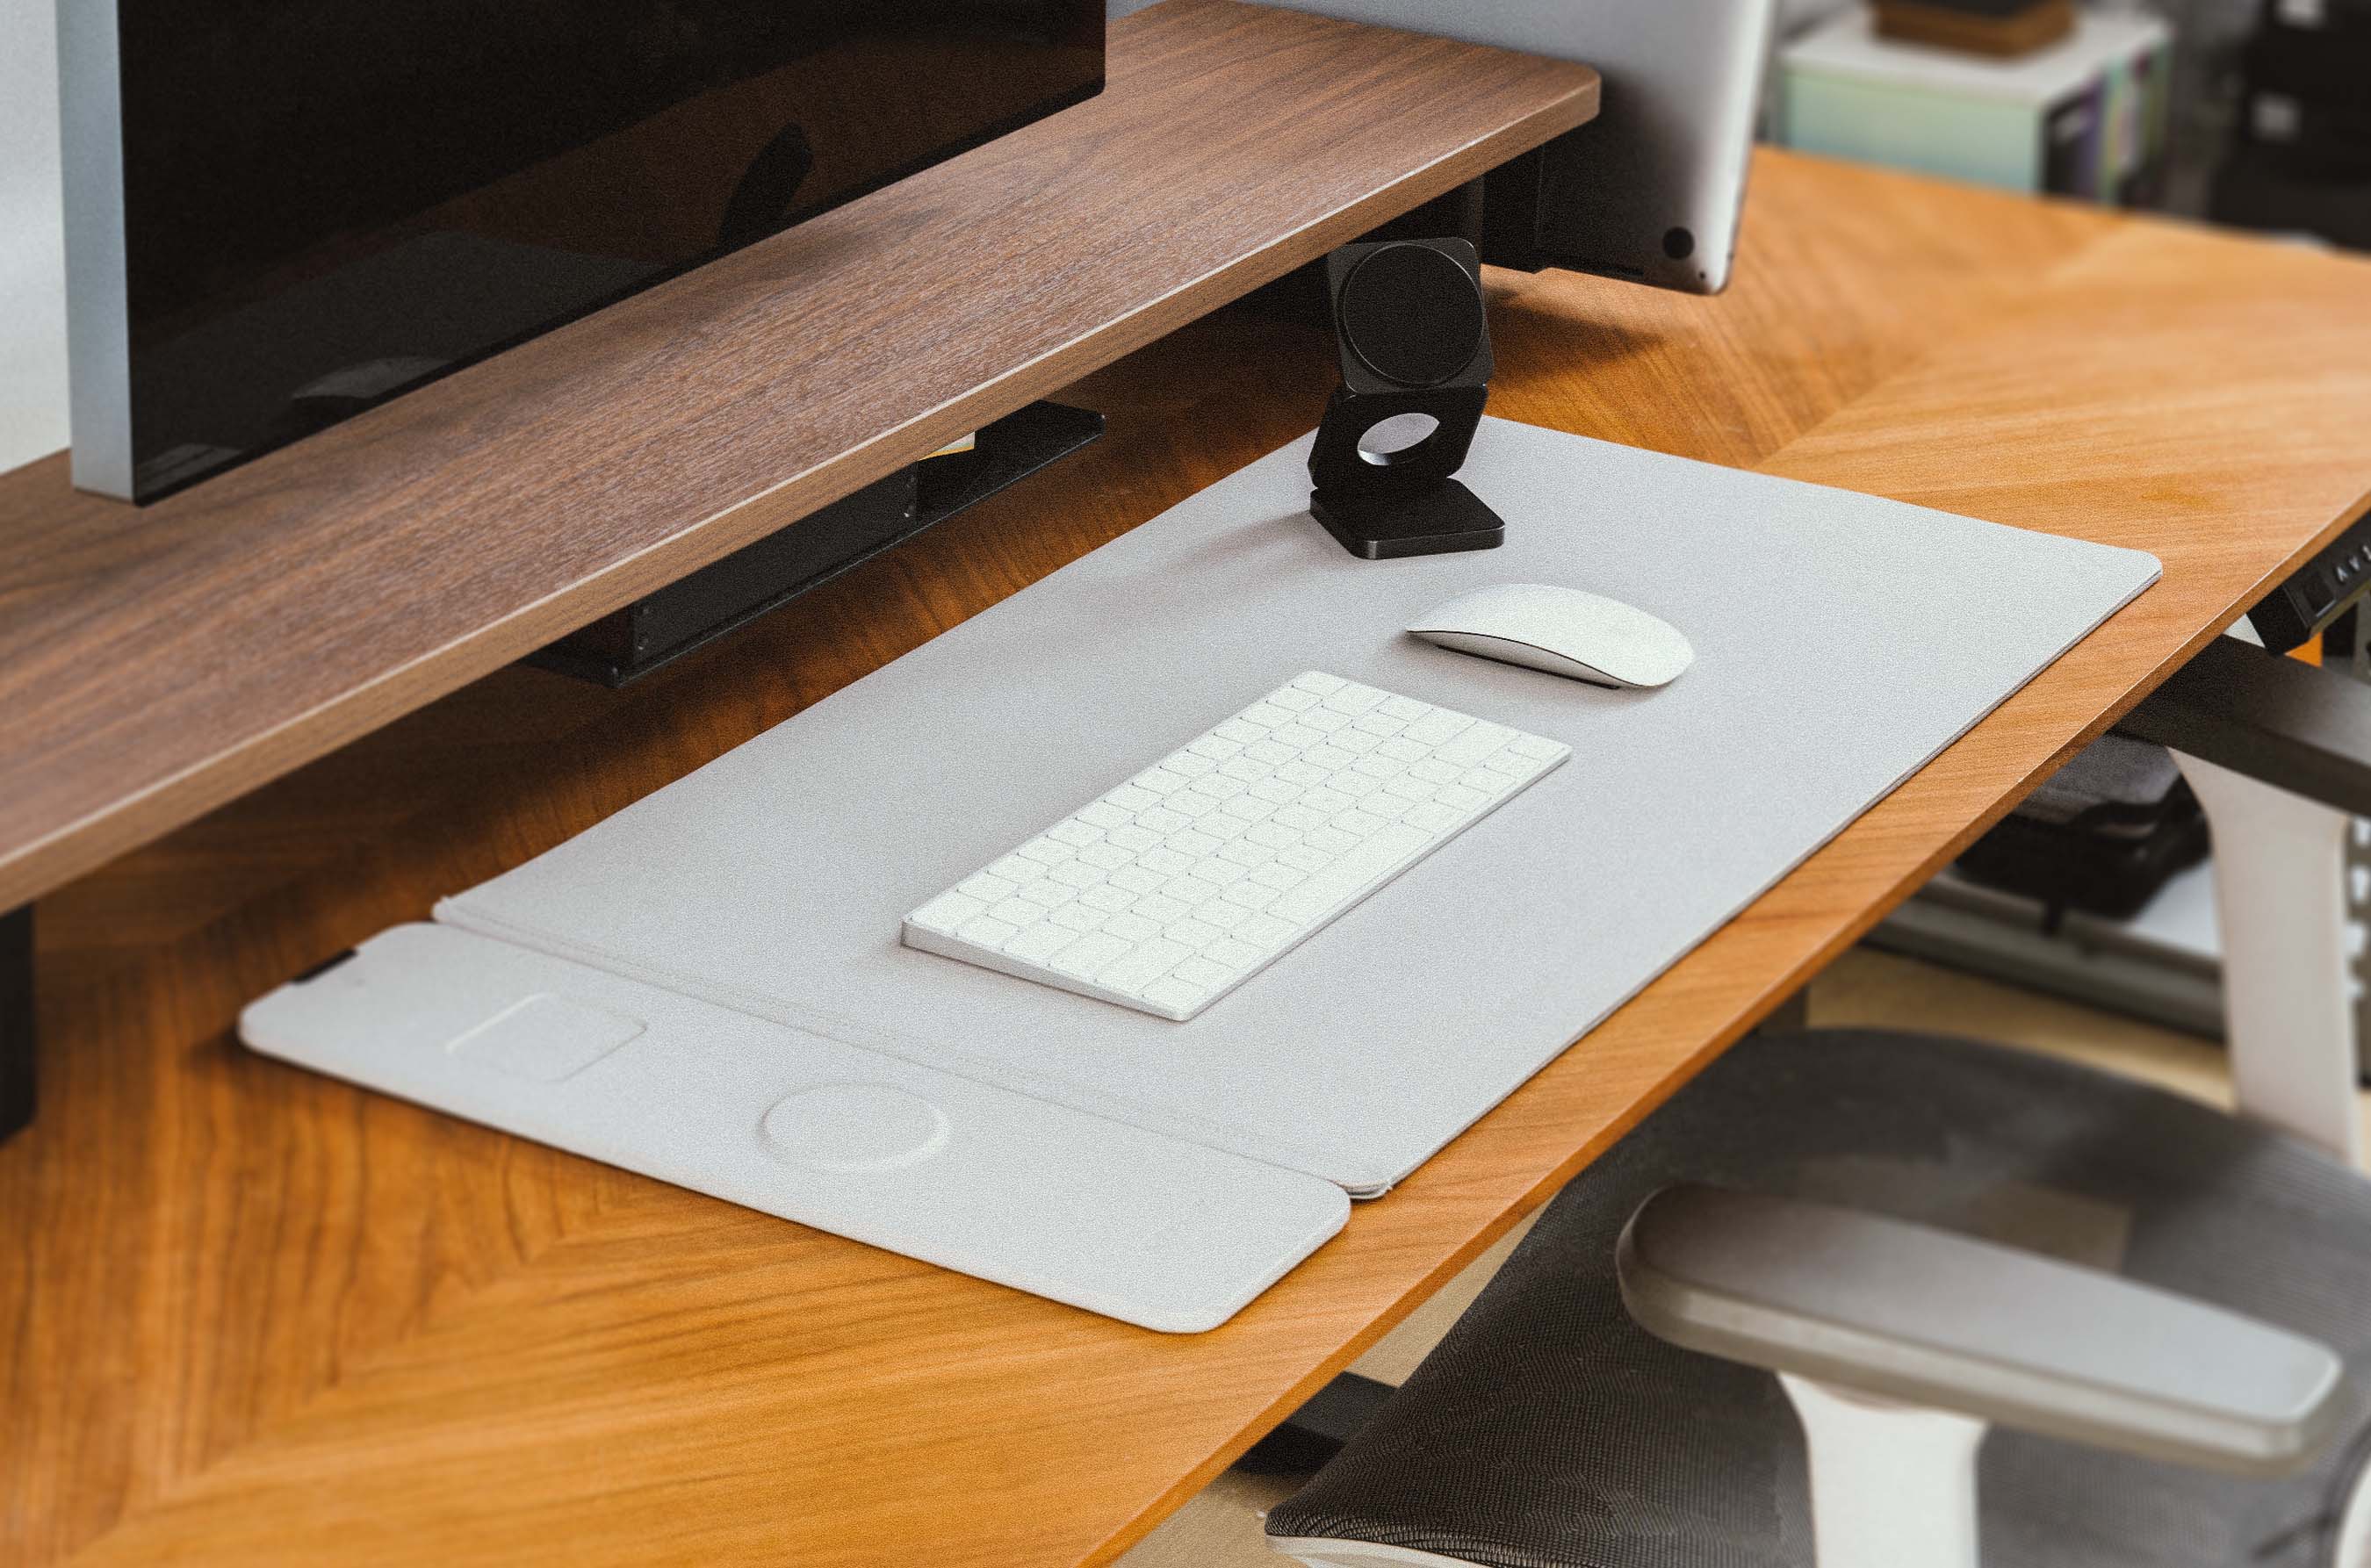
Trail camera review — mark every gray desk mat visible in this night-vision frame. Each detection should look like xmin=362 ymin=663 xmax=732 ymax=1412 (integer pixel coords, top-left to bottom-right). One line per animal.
xmin=444 ymin=419 xmax=2159 ymax=1193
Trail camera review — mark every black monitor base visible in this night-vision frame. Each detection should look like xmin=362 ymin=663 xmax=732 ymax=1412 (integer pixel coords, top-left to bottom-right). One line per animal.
xmin=1310 ymin=478 xmax=1505 ymax=560
xmin=531 ymin=401 xmax=1104 ymax=686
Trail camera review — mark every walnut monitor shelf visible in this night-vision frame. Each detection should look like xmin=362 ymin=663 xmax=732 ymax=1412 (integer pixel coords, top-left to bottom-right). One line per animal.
xmin=0 ymin=0 xmax=1600 ymax=917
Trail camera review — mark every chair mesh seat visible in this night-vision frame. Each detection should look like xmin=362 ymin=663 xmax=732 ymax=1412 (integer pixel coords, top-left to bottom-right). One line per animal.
xmin=1265 ymin=1029 xmax=2371 ymax=1568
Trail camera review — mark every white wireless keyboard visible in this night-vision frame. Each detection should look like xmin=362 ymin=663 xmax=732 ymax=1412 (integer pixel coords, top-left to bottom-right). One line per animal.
xmin=903 ymin=673 xmax=1569 ymax=1019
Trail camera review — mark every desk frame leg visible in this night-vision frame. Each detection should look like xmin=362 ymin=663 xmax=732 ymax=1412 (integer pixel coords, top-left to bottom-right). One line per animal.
xmin=1 ymin=905 xmax=29 ymax=1142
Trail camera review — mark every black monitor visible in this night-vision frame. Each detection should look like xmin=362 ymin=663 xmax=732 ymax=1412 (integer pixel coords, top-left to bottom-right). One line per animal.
xmin=57 ymin=0 xmax=1103 ymax=502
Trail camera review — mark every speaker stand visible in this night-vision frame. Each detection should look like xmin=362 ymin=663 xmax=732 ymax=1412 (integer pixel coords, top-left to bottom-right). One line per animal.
xmin=1310 ymin=479 xmax=1505 ymax=560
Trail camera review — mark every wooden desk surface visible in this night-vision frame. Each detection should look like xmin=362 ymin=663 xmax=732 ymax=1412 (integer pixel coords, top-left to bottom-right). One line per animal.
xmin=9 ymin=152 xmax=2371 ymax=1567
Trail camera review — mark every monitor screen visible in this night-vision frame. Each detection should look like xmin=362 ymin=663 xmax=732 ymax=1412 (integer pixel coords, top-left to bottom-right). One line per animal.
xmin=63 ymin=0 xmax=1103 ymax=500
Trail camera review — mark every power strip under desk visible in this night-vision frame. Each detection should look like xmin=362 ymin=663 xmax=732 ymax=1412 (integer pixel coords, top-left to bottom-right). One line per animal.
xmin=240 ymin=922 xmax=1348 ymax=1333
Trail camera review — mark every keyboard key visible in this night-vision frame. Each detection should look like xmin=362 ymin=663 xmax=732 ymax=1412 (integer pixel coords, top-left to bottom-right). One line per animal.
xmin=987 ymin=854 xmax=1047 ymax=884
xmin=1437 ymin=721 xmax=1515 ymax=768
xmin=911 ymin=890 xmax=985 ymax=934
xmin=1402 ymin=802 xmax=1460 ymax=833
xmin=1049 ymin=931 xmax=1131 ymax=979
xmin=1049 ymin=903 xmax=1106 ymax=933
xmin=1235 ymin=914 xmax=1294 ymax=946
xmin=959 ymin=914 xmax=1020 ymax=946
xmin=1271 ymin=823 xmax=1432 ymax=925
xmin=903 ymin=674 xmax=1565 ymax=1018
xmin=1203 ymin=937 xmax=1264 ymax=970
xmin=1134 ymin=894 xmax=1188 ymax=924
xmin=1101 ymin=940 xmax=1191 ymax=995
xmin=1005 ymin=922 xmax=1078 ymax=963
xmin=1103 ymin=912 xmax=1161 ymax=943
xmin=1404 ymin=710 xmax=1470 ymax=745
xmin=1111 ymin=864 xmax=1167 ymax=895
xmin=1196 ymin=900 xmax=1250 ymax=931
xmin=1167 ymin=918 xmax=1223 ymax=950
xmin=1172 ymin=956 xmax=1237 ymax=989
xmin=1140 ymin=980 xmax=1209 ymax=1018
xmin=1322 ymin=683 xmax=1385 ymax=716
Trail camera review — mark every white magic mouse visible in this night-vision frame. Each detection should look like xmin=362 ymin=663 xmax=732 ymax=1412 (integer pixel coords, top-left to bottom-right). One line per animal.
xmin=1407 ymin=583 xmax=1695 ymax=688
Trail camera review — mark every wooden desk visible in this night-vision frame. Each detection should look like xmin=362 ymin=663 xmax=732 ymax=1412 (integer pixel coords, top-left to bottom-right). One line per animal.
xmin=8 ymin=152 xmax=2371 ymax=1567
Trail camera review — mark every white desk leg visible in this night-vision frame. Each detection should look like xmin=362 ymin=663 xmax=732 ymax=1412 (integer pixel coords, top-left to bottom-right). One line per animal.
xmin=2176 ymin=752 xmax=2365 ymax=1167
xmin=1781 ymin=1375 xmax=1986 ymax=1568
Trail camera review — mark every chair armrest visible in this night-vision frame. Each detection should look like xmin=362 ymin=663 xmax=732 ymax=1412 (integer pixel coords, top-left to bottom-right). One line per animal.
xmin=2115 ymin=633 xmax=2371 ymax=816
xmin=1617 ymin=1184 xmax=2344 ymax=1477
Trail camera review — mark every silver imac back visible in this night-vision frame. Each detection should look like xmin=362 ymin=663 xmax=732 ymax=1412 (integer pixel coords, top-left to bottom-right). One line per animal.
xmin=1254 ymin=0 xmax=1777 ymax=294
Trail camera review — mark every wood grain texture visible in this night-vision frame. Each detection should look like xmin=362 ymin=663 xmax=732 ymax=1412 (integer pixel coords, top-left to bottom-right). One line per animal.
xmin=0 ymin=0 xmax=1599 ymax=916
xmin=11 ymin=150 xmax=2371 ymax=1568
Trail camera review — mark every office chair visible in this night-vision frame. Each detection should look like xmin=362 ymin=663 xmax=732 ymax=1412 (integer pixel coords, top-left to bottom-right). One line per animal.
xmin=1264 ymin=632 xmax=2371 ymax=1568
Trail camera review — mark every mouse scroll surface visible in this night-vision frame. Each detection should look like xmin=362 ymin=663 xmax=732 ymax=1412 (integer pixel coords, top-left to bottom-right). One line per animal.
xmin=1408 ymin=582 xmax=1695 ymax=688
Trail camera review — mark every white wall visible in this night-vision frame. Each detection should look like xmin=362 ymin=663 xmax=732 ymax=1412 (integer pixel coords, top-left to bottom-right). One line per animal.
xmin=0 ymin=0 xmax=68 ymax=471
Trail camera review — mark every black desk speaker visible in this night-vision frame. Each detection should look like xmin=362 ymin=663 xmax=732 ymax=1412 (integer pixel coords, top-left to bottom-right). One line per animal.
xmin=1308 ymin=238 xmax=1503 ymax=559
